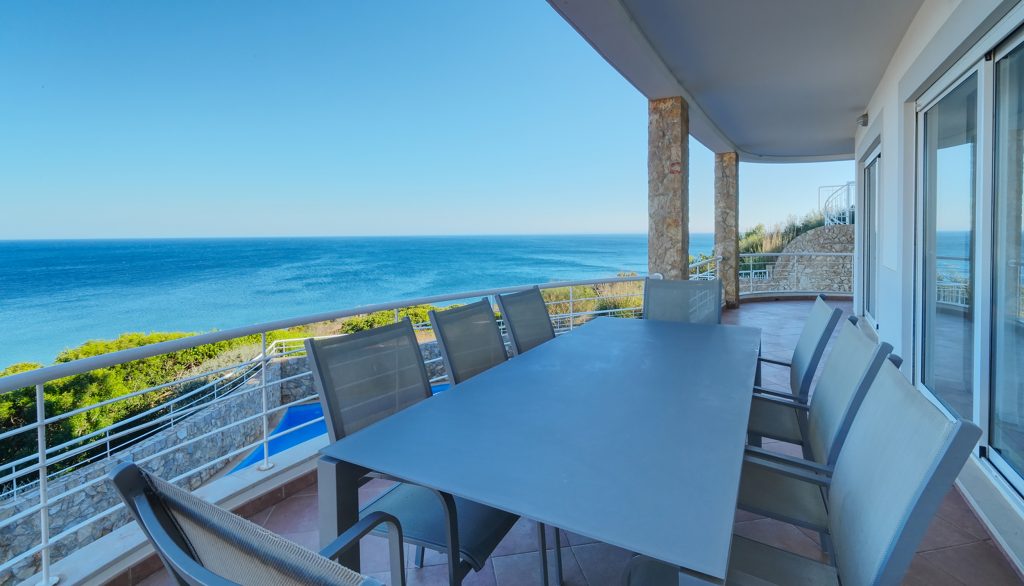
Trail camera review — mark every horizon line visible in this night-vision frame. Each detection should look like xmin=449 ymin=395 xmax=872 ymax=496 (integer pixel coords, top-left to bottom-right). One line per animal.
xmin=0 ymin=232 xmax=721 ymax=243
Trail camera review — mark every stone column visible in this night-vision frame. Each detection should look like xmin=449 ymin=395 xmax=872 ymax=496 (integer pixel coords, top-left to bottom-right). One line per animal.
xmin=648 ymin=97 xmax=689 ymax=279
xmin=714 ymin=151 xmax=740 ymax=308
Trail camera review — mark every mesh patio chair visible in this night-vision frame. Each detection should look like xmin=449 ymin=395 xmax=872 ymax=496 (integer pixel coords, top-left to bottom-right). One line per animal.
xmin=623 ymin=357 xmax=982 ymax=586
xmin=855 ymin=313 xmax=881 ymax=343
xmin=428 ymin=300 xmax=565 ymax=583
xmin=740 ymin=318 xmax=892 ymax=552
xmin=642 ymin=277 xmax=723 ymax=324
xmin=306 ymin=319 xmax=518 ymax=582
xmin=496 ymin=286 xmax=556 ymax=356
xmin=755 ymin=294 xmax=842 ymax=404
xmin=429 ymin=298 xmax=508 ymax=385
xmin=109 ymin=462 xmax=402 ymax=586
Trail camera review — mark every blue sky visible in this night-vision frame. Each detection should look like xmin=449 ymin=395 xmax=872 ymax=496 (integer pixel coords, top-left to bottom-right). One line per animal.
xmin=0 ymin=1 xmax=852 ymax=238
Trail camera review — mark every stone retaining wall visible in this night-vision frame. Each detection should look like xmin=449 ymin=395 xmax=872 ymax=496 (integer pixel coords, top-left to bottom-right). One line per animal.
xmin=743 ymin=224 xmax=854 ymax=295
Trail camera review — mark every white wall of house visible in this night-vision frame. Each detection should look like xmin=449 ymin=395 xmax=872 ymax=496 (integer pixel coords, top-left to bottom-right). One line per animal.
xmin=854 ymin=0 xmax=1024 ymax=570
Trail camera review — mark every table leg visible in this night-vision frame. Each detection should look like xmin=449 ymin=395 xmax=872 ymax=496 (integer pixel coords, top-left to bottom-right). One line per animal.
xmin=538 ymin=522 xmax=549 ymax=586
xmin=318 ymin=455 xmax=365 ymax=571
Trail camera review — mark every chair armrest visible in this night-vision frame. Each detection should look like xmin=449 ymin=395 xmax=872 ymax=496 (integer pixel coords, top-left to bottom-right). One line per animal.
xmin=752 ymin=393 xmax=810 ymax=412
xmin=758 ymin=357 xmax=791 ymax=367
xmin=320 ymin=511 xmax=406 ymax=585
xmin=745 ymin=445 xmax=833 ymax=476
xmin=743 ymin=454 xmax=831 ymax=486
xmin=752 ymin=385 xmax=807 ymax=404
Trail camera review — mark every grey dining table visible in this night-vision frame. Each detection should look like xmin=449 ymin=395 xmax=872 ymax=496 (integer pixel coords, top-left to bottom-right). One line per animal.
xmin=318 ymin=316 xmax=762 ymax=584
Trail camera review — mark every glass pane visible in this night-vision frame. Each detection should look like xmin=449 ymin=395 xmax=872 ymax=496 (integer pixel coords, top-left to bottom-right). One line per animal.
xmin=993 ymin=47 xmax=1024 ymax=475
xmin=921 ymin=73 xmax=976 ymax=421
xmin=864 ymin=156 xmax=879 ymax=317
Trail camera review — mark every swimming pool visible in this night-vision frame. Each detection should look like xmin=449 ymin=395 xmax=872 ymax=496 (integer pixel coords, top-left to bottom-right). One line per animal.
xmin=230 ymin=384 xmax=450 ymax=473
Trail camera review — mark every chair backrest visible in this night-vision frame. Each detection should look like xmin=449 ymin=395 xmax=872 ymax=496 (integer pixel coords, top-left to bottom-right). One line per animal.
xmin=849 ymin=314 xmax=880 ymax=343
xmin=496 ymin=286 xmax=555 ymax=356
xmin=788 ymin=295 xmax=843 ymax=401
xmin=429 ymin=298 xmax=508 ymax=385
xmin=109 ymin=463 xmax=377 ymax=586
xmin=305 ymin=319 xmax=431 ymax=442
xmin=829 ymin=360 xmax=981 ymax=586
xmin=642 ymin=277 xmax=722 ymax=324
xmin=805 ymin=318 xmax=892 ymax=466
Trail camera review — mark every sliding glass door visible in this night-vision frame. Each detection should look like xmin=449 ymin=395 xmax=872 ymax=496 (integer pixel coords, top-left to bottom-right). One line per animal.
xmin=993 ymin=45 xmax=1024 ymax=478
xmin=920 ymin=73 xmax=978 ymax=421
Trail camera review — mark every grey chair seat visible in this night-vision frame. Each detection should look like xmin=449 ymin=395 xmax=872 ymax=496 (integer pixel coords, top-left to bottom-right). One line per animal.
xmin=737 ymin=460 xmax=827 ymax=531
xmin=747 ymin=396 xmax=803 ymax=444
xmin=624 ymin=536 xmax=838 ymax=586
xmin=362 ymin=482 xmax=518 ymax=571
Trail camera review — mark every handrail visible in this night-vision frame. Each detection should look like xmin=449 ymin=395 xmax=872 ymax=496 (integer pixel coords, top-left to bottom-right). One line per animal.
xmin=0 ymin=275 xmax=647 ymax=394
xmin=739 ymin=252 xmax=852 ymax=258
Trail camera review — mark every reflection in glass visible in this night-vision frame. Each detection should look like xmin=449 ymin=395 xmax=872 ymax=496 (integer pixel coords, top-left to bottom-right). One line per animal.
xmin=863 ymin=156 xmax=879 ymax=317
xmin=993 ymin=48 xmax=1024 ymax=475
xmin=922 ymin=73 xmax=976 ymax=421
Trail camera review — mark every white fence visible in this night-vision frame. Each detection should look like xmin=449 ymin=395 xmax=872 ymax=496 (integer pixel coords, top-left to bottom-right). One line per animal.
xmin=739 ymin=252 xmax=853 ymax=297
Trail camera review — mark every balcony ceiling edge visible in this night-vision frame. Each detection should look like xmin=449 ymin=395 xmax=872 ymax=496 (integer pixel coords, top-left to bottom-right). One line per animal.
xmin=547 ymin=0 xmax=921 ymax=163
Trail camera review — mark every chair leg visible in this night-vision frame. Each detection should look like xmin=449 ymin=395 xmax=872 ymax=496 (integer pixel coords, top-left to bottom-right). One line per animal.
xmin=747 ymin=432 xmax=763 ymax=448
xmin=414 ymin=545 xmax=425 ymax=568
xmin=538 ymin=522 xmax=550 ymax=586
xmin=553 ymin=528 xmax=563 ymax=586
xmin=820 ymin=531 xmax=835 ymax=562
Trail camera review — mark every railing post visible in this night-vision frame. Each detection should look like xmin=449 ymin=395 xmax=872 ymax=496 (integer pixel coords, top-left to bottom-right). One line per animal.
xmin=568 ymin=287 xmax=575 ymax=331
xmin=394 ymin=308 xmax=400 ymax=323
xmin=36 ymin=383 xmax=57 ymax=585
xmin=258 ymin=332 xmax=274 ymax=472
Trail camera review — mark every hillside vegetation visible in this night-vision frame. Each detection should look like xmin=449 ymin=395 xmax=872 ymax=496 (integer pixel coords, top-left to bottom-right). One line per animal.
xmin=740 ymin=211 xmax=825 ymax=254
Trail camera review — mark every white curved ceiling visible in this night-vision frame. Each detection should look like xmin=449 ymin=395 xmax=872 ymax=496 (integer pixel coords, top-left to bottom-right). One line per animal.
xmin=549 ymin=0 xmax=926 ymax=162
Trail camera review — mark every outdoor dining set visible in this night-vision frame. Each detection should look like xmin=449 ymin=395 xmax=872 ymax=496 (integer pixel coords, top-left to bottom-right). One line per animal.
xmin=108 ymin=278 xmax=980 ymax=585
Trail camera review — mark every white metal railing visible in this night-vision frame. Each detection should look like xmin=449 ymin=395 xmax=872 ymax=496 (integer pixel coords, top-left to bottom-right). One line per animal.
xmin=934 ymin=255 xmax=970 ymax=309
xmin=739 ymin=252 xmax=853 ymax=297
xmin=0 ymin=265 xmax=718 ymax=583
xmin=820 ymin=182 xmax=855 ymax=226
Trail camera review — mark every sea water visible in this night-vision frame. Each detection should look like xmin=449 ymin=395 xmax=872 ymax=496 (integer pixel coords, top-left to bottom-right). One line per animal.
xmin=0 ymin=234 xmax=715 ymax=366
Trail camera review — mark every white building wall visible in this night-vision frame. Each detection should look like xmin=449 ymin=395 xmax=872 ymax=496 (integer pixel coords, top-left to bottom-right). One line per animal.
xmin=854 ymin=0 xmax=959 ymax=359
xmin=854 ymin=0 xmax=1024 ymax=571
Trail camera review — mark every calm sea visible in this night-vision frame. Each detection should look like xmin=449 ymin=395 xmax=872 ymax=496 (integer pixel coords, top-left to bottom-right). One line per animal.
xmin=0 ymin=234 xmax=715 ymax=366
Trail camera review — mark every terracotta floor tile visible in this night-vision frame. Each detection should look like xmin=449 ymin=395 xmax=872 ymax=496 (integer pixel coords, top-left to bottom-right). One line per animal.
xmin=901 ymin=555 xmax=965 ymax=586
xmin=492 ymin=518 xmax=545 ymax=557
xmin=921 ymin=541 xmax=1024 ymax=585
xmin=732 ymin=518 xmax=827 ymax=562
xmin=491 ymin=547 xmax=585 ymax=586
xmin=563 ymin=530 xmax=599 ymax=547
xmin=369 ymin=559 xmax=497 ymax=586
xmin=918 ymin=515 xmax=982 ymax=552
xmin=936 ymin=488 xmax=991 ymax=541
xmin=135 ymin=569 xmax=175 ymax=586
xmin=262 ymin=493 xmax=319 ymax=534
xmin=571 ymin=542 xmax=636 ymax=585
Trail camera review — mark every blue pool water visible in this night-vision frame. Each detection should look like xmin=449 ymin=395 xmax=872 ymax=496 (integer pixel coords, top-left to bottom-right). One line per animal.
xmin=230 ymin=384 xmax=451 ymax=473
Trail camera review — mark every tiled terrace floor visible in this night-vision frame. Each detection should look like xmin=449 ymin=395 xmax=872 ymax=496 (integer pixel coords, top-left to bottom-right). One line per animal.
xmin=137 ymin=299 xmax=1023 ymax=586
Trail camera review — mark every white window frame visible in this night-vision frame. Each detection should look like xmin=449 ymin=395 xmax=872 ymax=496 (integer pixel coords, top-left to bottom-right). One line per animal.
xmin=860 ymin=145 xmax=882 ymax=325
xmin=914 ymin=63 xmax=985 ymax=426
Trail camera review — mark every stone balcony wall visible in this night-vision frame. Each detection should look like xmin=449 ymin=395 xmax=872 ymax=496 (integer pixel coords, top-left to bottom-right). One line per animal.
xmin=742 ymin=225 xmax=855 ymax=296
